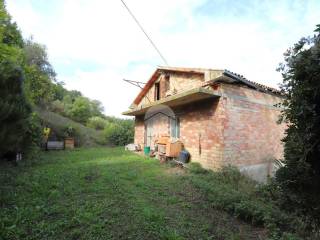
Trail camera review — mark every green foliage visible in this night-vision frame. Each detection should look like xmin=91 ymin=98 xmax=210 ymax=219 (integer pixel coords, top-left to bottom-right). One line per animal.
xmin=89 ymin=100 xmax=104 ymax=117
xmin=20 ymin=37 xmax=124 ymax=146
xmin=63 ymin=126 xmax=75 ymax=138
xmin=50 ymin=99 xmax=64 ymax=114
xmin=103 ymin=119 xmax=134 ymax=146
xmin=189 ymin=162 xmax=209 ymax=174
xmin=68 ymin=97 xmax=92 ymax=124
xmin=51 ymin=82 xmax=66 ymax=101
xmin=276 ymin=25 xmax=320 ymax=225
xmin=24 ymin=65 xmax=54 ymax=105
xmin=0 ymin=61 xmax=31 ymax=156
xmin=36 ymin=107 xmax=106 ymax=146
xmin=87 ymin=116 xmax=106 ymax=130
xmin=0 ymin=2 xmax=33 ymax=157
xmin=0 ymin=0 xmax=23 ymax=48
xmin=0 ymin=0 xmax=114 ymax=153
xmin=24 ymin=38 xmax=56 ymax=79
xmin=24 ymin=112 xmax=42 ymax=148
xmin=22 ymin=112 xmax=42 ymax=159
xmin=22 ymin=38 xmax=105 ymax=126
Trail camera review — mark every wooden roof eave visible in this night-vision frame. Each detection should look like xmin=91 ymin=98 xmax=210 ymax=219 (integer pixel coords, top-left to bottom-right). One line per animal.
xmin=122 ymin=87 xmax=220 ymax=116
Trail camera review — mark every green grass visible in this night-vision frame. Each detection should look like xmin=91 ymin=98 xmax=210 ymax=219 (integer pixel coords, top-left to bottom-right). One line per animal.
xmin=0 ymin=147 xmax=268 ymax=240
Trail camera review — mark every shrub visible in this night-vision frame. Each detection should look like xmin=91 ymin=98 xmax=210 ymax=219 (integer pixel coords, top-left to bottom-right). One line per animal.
xmin=103 ymin=120 xmax=134 ymax=146
xmin=0 ymin=61 xmax=32 ymax=157
xmin=189 ymin=162 xmax=209 ymax=174
xmin=276 ymin=25 xmax=320 ymax=226
xmin=87 ymin=116 xmax=106 ymax=130
xmin=22 ymin=112 xmax=42 ymax=161
xmin=50 ymin=100 xmax=65 ymax=114
xmin=63 ymin=125 xmax=76 ymax=138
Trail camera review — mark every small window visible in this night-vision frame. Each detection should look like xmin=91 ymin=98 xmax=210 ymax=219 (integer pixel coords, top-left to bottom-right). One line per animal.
xmin=155 ymin=82 xmax=160 ymax=101
xmin=170 ymin=117 xmax=180 ymax=139
xmin=165 ymin=75 xmax=170 ymax=92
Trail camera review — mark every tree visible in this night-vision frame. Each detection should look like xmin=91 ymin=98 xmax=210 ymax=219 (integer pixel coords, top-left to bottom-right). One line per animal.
xmin=24 ymin=65 xmax=54 ymax=105
xmin=69 ymin=97 xmax=92 ymax=124
xmin=276 ymin=25 xmax=320 ymax=222
xmin=0 ymin=61 xmax=31 ymax=156
xmin=87 ymin=116 xmax=106 ymax=130
xmin=51 ymin=82 xmax=66 ymax=101
xmin=90 ymin=100 xmax=104 ymax=117
xmin=0 ymin=1 xmax=23 ymax=48
xmin=24 ymin=38 xmax=56 ymax=80
xmin=23 ymin=39 xmax=56 ymax=106
xmin=0 ymin=0 xmax=32 ymax=156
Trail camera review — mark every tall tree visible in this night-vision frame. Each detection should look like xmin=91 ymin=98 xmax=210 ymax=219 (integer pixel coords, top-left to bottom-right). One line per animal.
xmin=276 ymin=25 xmax=320 ymax=222
xmin=0 ymin=0 xmax=32 ymax=156
xmin=23 ymin=39 xmax=56 ymax=106
xmin=24 ymin=38 xmax=56 ymax=80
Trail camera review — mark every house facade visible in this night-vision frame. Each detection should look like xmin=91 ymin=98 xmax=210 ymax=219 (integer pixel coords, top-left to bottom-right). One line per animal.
xmin=123 ymin=67 xmax=285 ymax=182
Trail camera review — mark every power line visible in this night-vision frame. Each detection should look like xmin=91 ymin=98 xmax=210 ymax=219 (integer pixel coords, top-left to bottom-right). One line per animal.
xmin=123 ymin=79 xmax=146 ymax=88
xmin=120 ymin=0 xmax=169 ymax=66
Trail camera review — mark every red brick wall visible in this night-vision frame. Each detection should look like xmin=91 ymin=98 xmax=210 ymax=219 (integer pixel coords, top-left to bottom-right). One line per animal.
xmin=220 ymin=84 xmax=285 ymax=167
xmin=177 ymin=98 xmax=225 ymax=169
xmin=134 ymin=83 xmax=285 ymax=180
xmin=134 ymin=116 xmax=144 ymax=147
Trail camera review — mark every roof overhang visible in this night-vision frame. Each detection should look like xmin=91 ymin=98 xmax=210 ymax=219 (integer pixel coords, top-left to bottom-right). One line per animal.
xmin=132 ymin=67 xmax=211 ymax=106
xmin=123 ymin=87 xmax=220 ymax=116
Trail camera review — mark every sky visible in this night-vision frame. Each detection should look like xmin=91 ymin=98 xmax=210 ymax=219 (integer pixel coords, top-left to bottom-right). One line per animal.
xmin=6 ymin=0 xmax=320 ymax=117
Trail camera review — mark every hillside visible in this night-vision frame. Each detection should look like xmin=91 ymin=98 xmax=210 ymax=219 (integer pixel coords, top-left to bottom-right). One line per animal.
xmin=35 ymin=107 xmax=105 ymax=147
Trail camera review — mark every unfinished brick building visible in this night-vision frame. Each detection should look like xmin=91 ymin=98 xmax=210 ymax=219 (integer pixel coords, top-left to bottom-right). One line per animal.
xmin=123 ymin=67 xmax=285 ymax=182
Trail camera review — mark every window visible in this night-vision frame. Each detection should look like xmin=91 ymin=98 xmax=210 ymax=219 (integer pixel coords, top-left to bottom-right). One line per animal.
xmin=165 ymin=75 xmax=170 ymax=92
xmin=170 ymin=117 xmax=180 ymax=139
xmin=155 ymin=82 xmax=160 ymax=101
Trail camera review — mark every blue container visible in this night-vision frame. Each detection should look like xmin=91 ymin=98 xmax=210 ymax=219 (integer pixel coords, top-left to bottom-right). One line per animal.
xmin=179 ymin=150 xmax=190 ymax=163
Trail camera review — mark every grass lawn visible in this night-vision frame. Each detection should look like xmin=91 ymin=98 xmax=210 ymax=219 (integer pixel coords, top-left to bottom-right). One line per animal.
xmin=1 ymin=147 xmax=268 ymax=240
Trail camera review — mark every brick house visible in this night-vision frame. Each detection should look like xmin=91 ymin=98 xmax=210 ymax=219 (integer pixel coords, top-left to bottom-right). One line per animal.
xmin=123 ymin=66 xmax=285 ymax=182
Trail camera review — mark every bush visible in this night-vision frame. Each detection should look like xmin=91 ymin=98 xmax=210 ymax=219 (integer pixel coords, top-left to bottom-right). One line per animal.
xmin=189 ymin=162 xmax=209 ymax=174
xmin=87 ymin=116 xmax=106 ymax=130
xmin=63 ymin=125 xmax=76 ymax=138
xmin=103 ymin=120 xmax=134 ymax=146
xmin=276 ymin=25 xmax=320 ymax=226
xmin=0 ymin=61 xmax=32 ymax=157
xmin=22 ymin=112 xmax=42 ymax=161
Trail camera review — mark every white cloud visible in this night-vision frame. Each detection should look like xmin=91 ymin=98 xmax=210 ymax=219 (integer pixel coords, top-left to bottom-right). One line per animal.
xmin=6 ymin=0 xmax=320 ymax=117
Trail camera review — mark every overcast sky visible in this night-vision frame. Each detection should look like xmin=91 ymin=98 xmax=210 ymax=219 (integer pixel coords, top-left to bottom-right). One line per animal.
xmin=7 ymin=0 xmax=320 ymax=117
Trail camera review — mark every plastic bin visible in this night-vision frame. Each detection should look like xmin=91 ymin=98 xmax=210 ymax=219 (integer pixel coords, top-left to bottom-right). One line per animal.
xmin=144 ymin=146 xmax=151 ymax=155
xmin=178 ymin=150 xmax=190 ymax=163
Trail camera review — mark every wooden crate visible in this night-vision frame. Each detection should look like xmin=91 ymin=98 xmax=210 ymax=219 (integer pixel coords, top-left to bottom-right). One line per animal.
xmin=156 ymin=136 xmax=170 ymax=145
xmin=166 ymin=140 xmax=183 ymax=157
xmin=64 ymin=137 xmax=75 ymax=149
xmin=158 ymin=144 xmax=166 ymax=154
